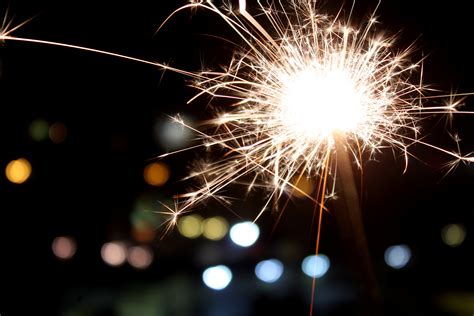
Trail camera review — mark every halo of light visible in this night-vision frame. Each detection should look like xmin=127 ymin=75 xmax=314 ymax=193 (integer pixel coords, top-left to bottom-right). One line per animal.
xmin=301 ymin=254 xmax=330 ymax=278
xmin=178 ymin=215 xmax=203 ymax=239
xmin=229 ymin=221 xmax=260 ymax=247
xmin=255 ymin=259 xmax=284 ymax=283
xmin=202 ymin=265 xmax=233 ymax=290
xmin=101 ymin=242 xmax=127 ymax=267
xmin=143 ymin=162 xmax=170 ymax=186
xmin=127 ymin=246 xmax=153 ymax=269
xmin=384 ymin=244 xmax=411 ymax=269
xmin=5 ymin=158 xmax=32 ymax=184
xmin=441 ymin=224 xmax=466 ymax=247
xmin=202 ymin=216 xmax=229 ymax=241
xmin=52 ymin=236 xmax=77 ymax=260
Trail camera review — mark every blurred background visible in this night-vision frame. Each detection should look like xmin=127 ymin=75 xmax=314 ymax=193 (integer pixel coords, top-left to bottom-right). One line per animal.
xmin=1 ymin=0 xmax=473 ymax=315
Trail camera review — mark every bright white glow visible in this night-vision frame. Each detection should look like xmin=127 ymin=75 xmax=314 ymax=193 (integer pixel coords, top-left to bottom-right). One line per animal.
xmin=239 ymin=0 xmax=246 ymax=12
xmin=301 ymin=254 xmax=330 ymax=278
xmin=229 ymin=221 xmax=260 ymax=247
xmin=127 ymin=246 xmax=153 ymax=269
xmin=384 ymin=244 xmax=411 ymax=269
xmin=280 ymin=69 xmax=363 ymax=138
xmin=101 ymin=242 xmax=127 ymax=267
xmin=255 ymin=259 xmax=284 ymax=283
xmin=202 ymin=265 xmax=233 ymax=290
xmin=52 ymin=236 xmax=76 ymax=260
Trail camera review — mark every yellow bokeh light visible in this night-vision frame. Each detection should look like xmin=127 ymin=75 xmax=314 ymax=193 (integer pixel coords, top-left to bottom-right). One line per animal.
xmin=442 ymin=224 xmax=466 ymax=247
xmin=144 ymin=162 xmax=170 ymax=186
xmin=202 ymin=216 xmax=229 ymax=241
xmin=291 ymin=175 xmax=314 ymax=198
xmin=5 ymin=158 xmax=32 ymax=184
xmin=178 ymin=215 xmax=203 ymax=239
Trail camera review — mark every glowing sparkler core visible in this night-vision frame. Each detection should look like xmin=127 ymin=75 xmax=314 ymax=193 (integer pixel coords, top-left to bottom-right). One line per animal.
xmin=279 ymin=68 xmax=364 ymax=139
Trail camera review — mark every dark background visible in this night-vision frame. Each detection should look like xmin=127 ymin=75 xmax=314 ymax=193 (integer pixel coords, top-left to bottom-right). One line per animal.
xmin=1 ymin=0 xmax=473 ymax=315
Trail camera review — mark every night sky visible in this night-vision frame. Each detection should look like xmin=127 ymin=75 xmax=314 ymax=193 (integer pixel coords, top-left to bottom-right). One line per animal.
xmin=1 ymin=0 xmax=474 ymax=315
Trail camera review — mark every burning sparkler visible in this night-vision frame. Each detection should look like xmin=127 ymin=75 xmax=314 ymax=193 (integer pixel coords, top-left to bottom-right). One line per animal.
xmin=2 ymin=0 xmax=473 ymax=311
xmin=157 ymin=0 xmax=474 ymax=219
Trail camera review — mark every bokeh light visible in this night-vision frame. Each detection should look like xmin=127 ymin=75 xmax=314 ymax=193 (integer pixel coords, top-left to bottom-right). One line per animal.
xmin=49 ymin=122 xmax=67 ymax=144
xmin=384 ymin=244 xmax=411 ymax=269
xmin=178 ymin=215 xmax=203 ymax=239
xmin=127 ymin=246 xmax=153 ymax=269
xmin=130 ymin=208 xmax=161 ymax=242
xmin=29 ymin=119 xmax=50 ymax=141
xmin=441 ymin=224 xmax=466 ymax=247
xmin=143 ymin=162 xmax=170 ymax=186
xmin=255 ymin=259 xmax=284 ymax=283
xmin=291 ymin=175 xmax=314 ymax=198
xmin=155 ymin=115 xmax=193 ymax=150
xmin=301 ymin=254 xmax=330 ymax=278
xmin=202 ymin=216 xmax=229 ymax=241
xmin=5 ymin=158 xmax=32 ymax=184
xmin=229 ymin=221 xmax=260 ymax=247
xmin=101 ymin=242 xmax=127 ymax=267
xmin=202 ymin=265 xmax=233 ymax=290
xmin=52 ymin=236 xmax=77 ymax=260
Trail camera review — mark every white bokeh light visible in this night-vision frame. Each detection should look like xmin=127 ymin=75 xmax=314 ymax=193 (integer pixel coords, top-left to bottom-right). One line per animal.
xmin=52 ymin=236 xmax=77 ymax=260
xmin=101 ymin=242 xmax=127 ymax=267
xmin=301 ymin=254 xmax=330 ymax=278
xmin=202 ymin=265 xmax=233 ymax=290
xmin=255 ymin=259 xmax=284 ymax=283
xmin=229 ymin=221 xmax=260 ymax=247
xmin=384 ymin=244 xmax=411 ymax=269
xmin=127 ymin=246 xmax=153 ymax=269
xmin=155 ymin=115 xmax=193 ymax=150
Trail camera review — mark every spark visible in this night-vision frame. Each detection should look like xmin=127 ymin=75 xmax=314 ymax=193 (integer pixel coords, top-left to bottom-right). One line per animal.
xmin=158 ymin=0 xmax=474 ymax=218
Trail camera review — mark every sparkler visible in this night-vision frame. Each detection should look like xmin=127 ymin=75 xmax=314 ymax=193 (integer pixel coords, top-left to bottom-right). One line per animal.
xmin=1 ymin=0 xmax=474 ymax=310
xmin=159 ymin=0 xmax=474 ymax=218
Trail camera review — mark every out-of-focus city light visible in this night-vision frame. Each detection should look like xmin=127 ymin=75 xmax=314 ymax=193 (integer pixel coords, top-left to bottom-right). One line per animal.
xmin=178 ymin=215 xmax=203 ymax=239
xmin=143 ymin=162 xmax=170 ymax=186
xmin=101 ymin=242 xmax=127 ymax=267
xmin=442 ymin=224 xmax=466 ymax=247
xmin=130 ymin=208 xmax=160 ymax=242
xmin=131 ymin=227 xmax=157 ymax=243
xmin=49 ymin=122 xmax=67 ymax=144
xmin=384 ymin=244 xmax=411 ymax=269
xmin=202 ymin=216 xmax=229 ymax=241
xmin=302 ymin=254 xmax=330 ymax=278
xmin=5 ymin=158 xmax=32 ymax=184
xmin=291 ymin=175 xmax=314 ymax=198
xmin=229 ymin=221 xmax=260 ymax=247
xmin=52 ymin=236 xmax=77 ymax=260
xmin=202 ymin=265 xmax=233 ymax=290
xmin=255 ymin=259 xmax=284 ymax=283
xmin=127 ymin=246 xmax=153 ymax=269
xmin=29 ymin=119 xmax=50 ymax=141
xmin=155 ymin=116 xmax=193 ymax=150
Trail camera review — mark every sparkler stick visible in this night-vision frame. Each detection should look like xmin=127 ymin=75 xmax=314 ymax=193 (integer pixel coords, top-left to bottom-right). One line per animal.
xmin=334 ymin=136 xmax=381 ymax=313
